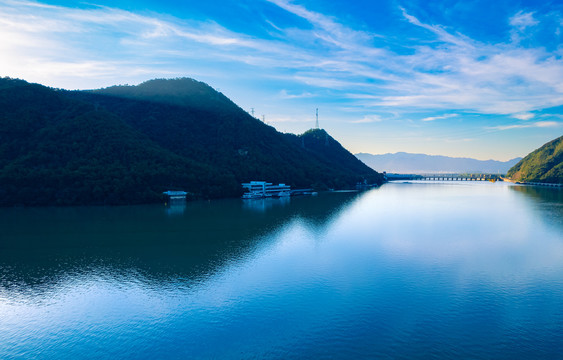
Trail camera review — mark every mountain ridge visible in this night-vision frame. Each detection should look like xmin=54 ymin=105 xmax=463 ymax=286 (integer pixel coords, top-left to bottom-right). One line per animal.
xmin=0 ymin=77 xmax=383 ymax=206
xmin=507 ymin=135 xmax=563 ymax=183
xmin=356 ymin=152 xmax=521 ymax=174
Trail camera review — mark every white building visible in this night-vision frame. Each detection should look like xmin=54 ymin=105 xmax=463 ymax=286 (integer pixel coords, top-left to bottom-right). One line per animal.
xmin=241 ymin=181 xmax=291 ymax=199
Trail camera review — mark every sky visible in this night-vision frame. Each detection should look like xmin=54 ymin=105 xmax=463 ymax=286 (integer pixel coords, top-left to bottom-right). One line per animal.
xmin=1 ymin=0 xmax=563 ymax=160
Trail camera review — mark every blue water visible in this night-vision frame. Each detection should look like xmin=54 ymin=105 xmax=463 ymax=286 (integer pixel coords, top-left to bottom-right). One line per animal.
xmin=1 ymin=182 xmax=562 ymax=359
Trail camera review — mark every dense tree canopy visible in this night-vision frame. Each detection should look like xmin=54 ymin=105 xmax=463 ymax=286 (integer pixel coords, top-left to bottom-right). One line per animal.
xmin=0 ymin=77 xmax=383 ymax=206
xmin=507 ymin=135 xmax=563 ymax=184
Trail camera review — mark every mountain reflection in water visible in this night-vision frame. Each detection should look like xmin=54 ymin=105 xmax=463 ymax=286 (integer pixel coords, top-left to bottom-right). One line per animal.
xmin=510 ymin=185 xmax=563 ymax=230
xmin=0 ymin=192 xmax=360 ymax=293
xmin=1 ymin=184 xmax=562 ymax=359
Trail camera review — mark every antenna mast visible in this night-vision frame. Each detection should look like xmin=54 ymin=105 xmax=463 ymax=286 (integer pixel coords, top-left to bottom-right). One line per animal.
xmin=251 ymin=108 xmax=255 ymax=117
xmin=315 ymin=108 xmax=319 ymax=129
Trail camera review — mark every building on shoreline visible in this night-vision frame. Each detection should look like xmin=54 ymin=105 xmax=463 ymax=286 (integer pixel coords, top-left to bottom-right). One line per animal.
xmin=163 ymin=190 xmax=188 ymax=201
xmin=241 ymin=181 xmax=291 ymax=199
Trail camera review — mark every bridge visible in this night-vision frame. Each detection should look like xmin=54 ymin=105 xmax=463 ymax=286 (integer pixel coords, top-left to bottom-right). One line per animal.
xmin=386 ymin=173 xmax=502 ymax=182
xmin=420 ymin=174 xmax=500 ymax=181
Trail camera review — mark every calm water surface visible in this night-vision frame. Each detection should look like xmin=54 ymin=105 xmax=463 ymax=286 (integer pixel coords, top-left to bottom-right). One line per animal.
xmin=1 ymin=182 xmax=562 ymax=359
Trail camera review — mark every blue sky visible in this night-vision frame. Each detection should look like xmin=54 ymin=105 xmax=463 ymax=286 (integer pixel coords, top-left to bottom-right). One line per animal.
xmin=1 ymin=0 xmax=563 ymax=160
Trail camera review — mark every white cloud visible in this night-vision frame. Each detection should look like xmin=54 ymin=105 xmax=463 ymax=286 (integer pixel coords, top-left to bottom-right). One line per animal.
xmin=509 ymin=11 xmax=539 ymax=43
xmin=534 ymin=121 xmax=560 ymax=127
xmin=265 ymin=0 xmax=377 ymax=51
xmin=512 ymin=112 xmax=534 ymax=120
xmin=487 ymin=121 xmax=561 ymax=131
xmin=422 ymin=114 xmax=458 ymax=122
xmin=279 ymin=89 xmax=315 ymax=99
xmin=349 ymin=115 xmax=383 ymax=124
xmin=399 ymin=7 xmax=473 ymax=48
xmin=510 ymin=11 xmax=539 ymax=31
xmin=267 ymin=115 xmax=310 ymax=123
xmin=2 ymin=0 xmax=563 ymax=123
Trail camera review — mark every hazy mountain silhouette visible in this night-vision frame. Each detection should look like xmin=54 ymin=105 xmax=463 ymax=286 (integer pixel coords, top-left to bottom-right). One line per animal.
xmin=356 ymin=152 xmax=521 ymax=174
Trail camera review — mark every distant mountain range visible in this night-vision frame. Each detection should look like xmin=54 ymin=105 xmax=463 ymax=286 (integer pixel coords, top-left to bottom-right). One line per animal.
xmin=355 ymin=152 xmax=522 ymax=174
xmin=0 ymin=77 xmax=382 ymax=206
xmin=507 ymin=135 xmax=562 ymax=183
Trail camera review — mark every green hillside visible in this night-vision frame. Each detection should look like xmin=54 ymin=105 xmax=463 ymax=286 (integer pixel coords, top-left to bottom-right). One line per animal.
xmin=507 ymin=135 xmax=563 ymax=184
xmin=0 ymin=77 xmax=382 ymax=206
xmin=0 ymin=79 xmax=234 ymax=205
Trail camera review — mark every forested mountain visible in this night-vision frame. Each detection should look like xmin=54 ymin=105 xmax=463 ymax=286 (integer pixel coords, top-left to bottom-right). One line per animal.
xmin=0 ymin=77 xmax=382 ymax=206
xmin=356 ymin=152 xmax=521 ymax=174
xmin=507 ymin=135 xmax=563 ymax=183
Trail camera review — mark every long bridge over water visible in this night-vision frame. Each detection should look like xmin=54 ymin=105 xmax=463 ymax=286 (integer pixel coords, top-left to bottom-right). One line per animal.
xmin=386 ymin=173 xmax=501 ymax=181
xmin=385 ymin=173 xmax=562 ymax=187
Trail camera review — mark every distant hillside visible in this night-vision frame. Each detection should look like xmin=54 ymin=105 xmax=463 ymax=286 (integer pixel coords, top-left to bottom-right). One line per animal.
xmin=507 ymin=136 xmax=563 ymax=183
xmin=0 ymin=77 xmax=382 ymax=206
xmin=355 ymin=152 xmax=521 ymax=174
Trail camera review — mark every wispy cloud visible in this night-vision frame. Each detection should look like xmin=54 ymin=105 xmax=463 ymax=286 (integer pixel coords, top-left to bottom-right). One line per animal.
xmin=487 ymin=121 xmax=561 ymax=131
xmin=422 ymin=114 xmax=459 ymax=122
xmin=2 ymin=0 xmax=563 ymax=126
xmin=349 ymin=115 xmax=384 ymax=124
xmin=265 ymin=0 xmax=377 ymax=51
xmin=510 ymin=11 xmax=539 ymax=31
xmin=509 ymin=11 xmax=540 ymax=43
xmin=512 ymin=112 xmax=535 ymax=120
xmin=265 ymin=3 xmax=563 ymax=116
xmin=399 ymin=6 xmax=472 ymax=48
xmin=0 ymin=0 xmax=317 ymax=86
xmin=267 ymin=115 xmax=310 ymax=123
xmin=279 ymin=89 xmax=315 ymax=99
xmin=535 ymin=121 xmax=561 ymax=127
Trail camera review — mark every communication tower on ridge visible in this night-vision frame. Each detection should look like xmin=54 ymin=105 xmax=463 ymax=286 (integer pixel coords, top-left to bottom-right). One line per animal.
xmin=315 ymin=108 xmax=319 ymax=129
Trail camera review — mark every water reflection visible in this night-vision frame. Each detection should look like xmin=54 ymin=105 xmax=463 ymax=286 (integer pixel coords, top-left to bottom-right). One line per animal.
xmin=165 ymin=200 xmax=186 ymax=215
xmin=510 ymin=185 xmax=563 ymax=230
xmin=0 ymin=192 xmax=360 ymax=294
xmin=241 ymin=196 xmax=291 ymax=212
xmin=340 ymin=182 xmax=563 ymax=281
xmin=1 ymin=183 xmax=562 ymax=359
xmin=511 ymin=184 xmax=563 ymax=202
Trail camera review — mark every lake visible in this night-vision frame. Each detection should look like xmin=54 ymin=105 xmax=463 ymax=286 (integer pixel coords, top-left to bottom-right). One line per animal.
xmin=1 ymin=182 xmax=562 ymax=359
